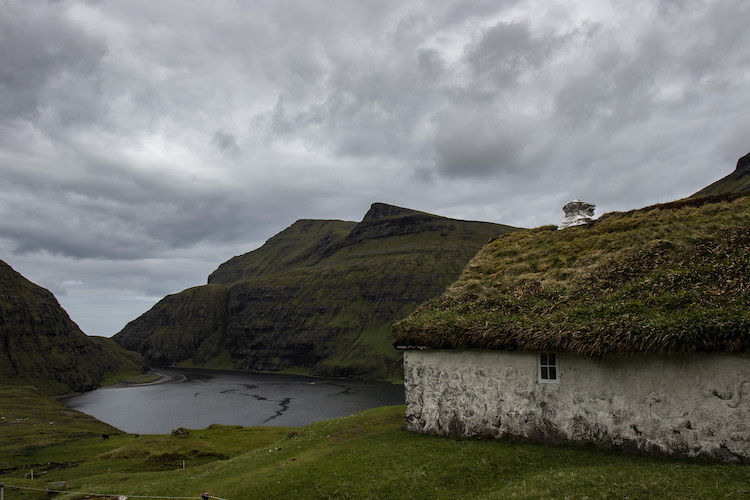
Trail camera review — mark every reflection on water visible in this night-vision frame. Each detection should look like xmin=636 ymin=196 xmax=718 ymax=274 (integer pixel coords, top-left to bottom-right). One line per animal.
xmin=63 ymin=368 xmax=404 ymax=434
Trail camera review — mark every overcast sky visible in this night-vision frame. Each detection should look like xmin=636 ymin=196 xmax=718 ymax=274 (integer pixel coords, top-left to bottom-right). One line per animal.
xmin=2 ymin=0 xmax=748 ymax=337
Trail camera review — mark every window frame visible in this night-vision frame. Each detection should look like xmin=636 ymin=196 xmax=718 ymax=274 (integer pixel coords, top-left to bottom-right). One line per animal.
xmin=538 ymin=352 xmax=559 ymax=384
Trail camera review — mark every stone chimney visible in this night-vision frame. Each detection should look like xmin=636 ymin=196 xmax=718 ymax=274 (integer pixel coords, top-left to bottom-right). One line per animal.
xmin=559 ymin=200 xmax=595 ymax=229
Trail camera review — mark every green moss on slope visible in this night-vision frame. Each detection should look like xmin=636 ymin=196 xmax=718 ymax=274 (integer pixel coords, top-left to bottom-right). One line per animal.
xmin=0 ymin=260 xmax=146 ymax=395
xmin=114 ymin=284 xmax=229 ymax=366
xmin=690 ymin=152 xmax=750 ymax=198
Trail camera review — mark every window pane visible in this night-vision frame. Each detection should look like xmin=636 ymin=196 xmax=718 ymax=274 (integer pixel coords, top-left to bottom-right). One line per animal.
xmin=541 ymin=366 xmax=549 ymax=379
xmin=548 ymin=353 xmax=555 ymax=365
xmin=540 ymin=353 xmax=548 ymax=365
xmin=549 ymin=367 xmax=557 ymax=380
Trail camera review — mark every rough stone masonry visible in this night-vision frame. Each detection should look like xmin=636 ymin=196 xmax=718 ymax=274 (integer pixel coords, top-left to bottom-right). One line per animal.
xmin=402 ymin=349 xmax=750 ymax=461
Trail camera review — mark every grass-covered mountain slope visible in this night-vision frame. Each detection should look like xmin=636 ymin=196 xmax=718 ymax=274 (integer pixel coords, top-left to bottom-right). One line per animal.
xmin=691 ymin=152 xmax=750 ymax=198
xmin=394 ymin=192 xmax=750 ymax=355
xmin=0 ymin=260 xmax=146 ymax=394
xmin=114 ymin=203 xmax=518 ymax=379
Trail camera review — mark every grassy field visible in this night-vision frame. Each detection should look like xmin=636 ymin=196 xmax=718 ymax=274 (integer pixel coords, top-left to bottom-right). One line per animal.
xmin=1 ymin=385 xmax=749 ymax=499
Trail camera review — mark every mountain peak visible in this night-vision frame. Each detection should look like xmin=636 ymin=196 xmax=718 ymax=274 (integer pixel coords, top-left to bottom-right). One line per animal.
xmin=361 ymin=203 xmax=420 ymax=222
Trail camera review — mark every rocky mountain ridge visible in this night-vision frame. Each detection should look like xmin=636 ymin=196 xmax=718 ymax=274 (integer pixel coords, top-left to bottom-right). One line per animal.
xmin=113 ymin=203 xmax=519 ymax=379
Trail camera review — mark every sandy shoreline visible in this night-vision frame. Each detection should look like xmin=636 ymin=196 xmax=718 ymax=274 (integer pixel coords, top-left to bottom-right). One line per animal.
xmin=53 ymin=370 xmax=184 ymax=401
xmin=107 ymin=369 xmax=186 ymax=388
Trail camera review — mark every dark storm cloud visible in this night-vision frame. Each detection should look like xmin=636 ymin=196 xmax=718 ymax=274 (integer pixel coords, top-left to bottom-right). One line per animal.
xmin=433 ymin=110 xmax=527 ymax=178
xmin=0 ymin=134 xmax=295 ymax=261
xmin=417 ymin=49 xmax=446 ymax=82
xmin=211 ymin=130 xmax=241 ymax=157
xmin=256 ymin=26 xmax=443 ymax=162
xmin=0 ymin=157 xmax=298 ymax=260
xmin=427 ymin=19 xmax=565 ymax=178
xmin=464 ymin=21 xmax=554 ymax=88
xmin=0 ymin=1 xmax=107 ymax=121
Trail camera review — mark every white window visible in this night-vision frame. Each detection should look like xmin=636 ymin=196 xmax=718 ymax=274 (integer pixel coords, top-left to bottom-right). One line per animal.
xmin=538 ymin=353 xmax=559 ymax=383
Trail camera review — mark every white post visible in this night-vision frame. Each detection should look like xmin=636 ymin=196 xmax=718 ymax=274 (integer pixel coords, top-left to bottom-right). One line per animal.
xmin=1 ymin=481 xmax=5 ymax=500
xmin=183 ymin=460 xmax=186 ymax=469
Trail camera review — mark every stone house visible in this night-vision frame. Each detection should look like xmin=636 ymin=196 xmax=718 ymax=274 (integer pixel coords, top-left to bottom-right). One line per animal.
xmin=393 ymin=193 xmax=750 ymax=461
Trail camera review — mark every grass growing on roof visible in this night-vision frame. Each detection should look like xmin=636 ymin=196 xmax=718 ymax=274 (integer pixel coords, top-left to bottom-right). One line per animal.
xmin=394 ymin=193 xmax=750 ymax=354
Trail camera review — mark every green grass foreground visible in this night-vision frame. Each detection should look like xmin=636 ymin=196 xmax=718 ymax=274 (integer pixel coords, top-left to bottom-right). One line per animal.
xmin=1 ymin=385 xmax=749 ymax=499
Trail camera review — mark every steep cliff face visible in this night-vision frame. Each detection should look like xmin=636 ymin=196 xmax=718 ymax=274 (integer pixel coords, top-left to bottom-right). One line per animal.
xmin=113 ymin=284 xmax=229 ymax=366
xmin=0 ymin=260 xmax=145 ymax=394
xmin=113 ymin=203 xmax=518 ymax=380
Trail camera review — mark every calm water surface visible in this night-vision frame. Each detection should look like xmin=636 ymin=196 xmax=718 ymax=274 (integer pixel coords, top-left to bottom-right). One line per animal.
xmin=63 ymin=368 xmax=404 ymax=434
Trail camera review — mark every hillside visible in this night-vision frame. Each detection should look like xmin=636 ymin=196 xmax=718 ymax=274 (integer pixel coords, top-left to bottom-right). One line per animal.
xmin=691 ymin=151 xmax=750 ymax=198
xmin=0 ymin=260 xmax=146 ymax=394
xmin=2 ymin=398 xmax=749 ymax=499
xmin=393 ymin=193 xmax=750 ymax=354
xmin=113 ymin=203 xmax=518 ymax=379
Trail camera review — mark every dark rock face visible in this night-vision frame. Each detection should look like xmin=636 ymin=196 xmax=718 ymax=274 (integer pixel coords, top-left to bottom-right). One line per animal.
xmin=0 ymin=260 xmax=145 ymax=394
xmin=736 ymin=152 xmax=750 ymax=172
xmin=345 ymin=210 xmax=452 ymax=245
xmin=113 ymin=285 xmax=228 ymax=366
xmin=361 ymin=202 xmax=418 ymax=221
xmin=114 ymin=203 xmax=519 ymax=380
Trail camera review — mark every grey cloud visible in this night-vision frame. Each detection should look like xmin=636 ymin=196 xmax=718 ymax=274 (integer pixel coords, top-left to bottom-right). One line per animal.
xmin=1 ymin=187 xmax=263 ymax=260
xmin=259 ymin=44 xmax=437 ymax=162
xmin=417 ymin=48 xmax=446 ymax=82
xmin=436 ymin=0 xmax=525 ymax=27
xmin=211 ymin=130 xmax=241 ymax=157
xmin=681 ymin=1 xmax=750 ymax=77
xmin=0 ymin=1 xmax=106 ymax=121
xmin=2 ymin=155 xmax=252 ymax=259
xmin=268 ymin=97 xmax=298 ymax=136
xmin=411 ymin=165 xmax=436 ymax=184
xmin=552 ymin=2 xmax=750 ymax=131
xmin=433 ymin=110 xmax=527 ymax=178
xmin=464 ymin=21 xmax=552 ymax=87
xmin=553 ymin=50 xmax=655 ymax=130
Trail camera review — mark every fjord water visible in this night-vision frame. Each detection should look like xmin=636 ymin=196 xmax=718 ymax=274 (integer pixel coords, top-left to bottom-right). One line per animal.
xmin=63 ymin=368 xmax=404 ymax=434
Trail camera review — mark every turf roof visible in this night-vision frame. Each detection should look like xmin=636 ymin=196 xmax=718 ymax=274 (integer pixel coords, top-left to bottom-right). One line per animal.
xmin=393 ymin=192 xmax=750 ymax=355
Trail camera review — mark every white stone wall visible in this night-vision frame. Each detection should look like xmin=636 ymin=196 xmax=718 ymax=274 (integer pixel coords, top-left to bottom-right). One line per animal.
xmin=403 ymin=349 xmax=750 ymax=461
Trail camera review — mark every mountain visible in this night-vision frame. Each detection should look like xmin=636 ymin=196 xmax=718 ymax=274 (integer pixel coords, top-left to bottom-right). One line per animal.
xmin=394 ymin=192 xmax=750 ymax=354
xmin=0 ymin=260 xmax=146 ymax=394
xmin=690 ymin=152 xmax=750 ymax=198
xmin=113 ymin=203 xmax=519 ymax=380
